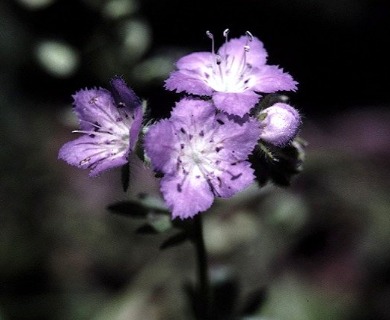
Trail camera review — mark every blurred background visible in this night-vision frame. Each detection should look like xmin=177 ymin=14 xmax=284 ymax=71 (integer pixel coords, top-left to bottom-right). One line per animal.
xmin=1 ymin=0 xmax=389 ymax=319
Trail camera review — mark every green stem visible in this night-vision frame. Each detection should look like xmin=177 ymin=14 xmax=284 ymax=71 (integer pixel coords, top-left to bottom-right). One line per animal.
xmin=193 ymin=214 xmax=211 ymax=319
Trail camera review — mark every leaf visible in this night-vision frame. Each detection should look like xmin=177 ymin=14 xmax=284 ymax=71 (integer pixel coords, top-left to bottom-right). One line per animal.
xmin=136 ymin=214 xmax=173 ymax=235
xmin=250 ymin=137 xmax=306 ymax=187
xmin=148 ymin=213 xmax=173 ymax=233
xmin=137 ymin=193 xmax=170 ymax=213
xmin=107 ymin=200 xmax=149 ymax=219
xmin=159 ymin=231 xmax=188 ymax=250
xmin=135 ymin=224 xmax=159 ymax=234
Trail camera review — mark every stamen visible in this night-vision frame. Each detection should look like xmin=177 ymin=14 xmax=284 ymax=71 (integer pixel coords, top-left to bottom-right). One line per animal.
xmin=87 ymin=155 xmax=113 ymax=170
xmin=78 ymin=149 xmax=110 ymax=166
xmin=79 ymin=157 xmax=91 ymax=165
xmin=206 ymin=30 xmax=215 ymax=55
xmin=245 ymin=31 xmax=253 ymax=44
xmin=206 ymin=30 xmax=220 ymax=71
xmin=223 ymin=29 xmax=230 ymax=38
xmin=239 ymin=37 xmax=252 ymax=78
xmin=72 ymin=130 xmax=114 ymax=137
xmin=80 ymin=119 xmax=102 ymax=130
xmin=216 ymin=55 xmax=225 ymax=83
xmin=223 ymin=28 xmax=230 ymax=65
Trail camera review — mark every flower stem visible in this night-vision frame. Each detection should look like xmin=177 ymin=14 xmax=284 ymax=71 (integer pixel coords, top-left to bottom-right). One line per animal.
xmin=193 ymin=214 xmax=211 ymax=319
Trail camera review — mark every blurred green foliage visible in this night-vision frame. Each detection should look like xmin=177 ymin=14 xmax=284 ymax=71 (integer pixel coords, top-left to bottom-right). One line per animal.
xmin=1 ymin=0 xmax=389 ymax=319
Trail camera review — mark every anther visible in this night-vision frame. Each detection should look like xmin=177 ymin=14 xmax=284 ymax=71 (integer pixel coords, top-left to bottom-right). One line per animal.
xmin=245 ymin=31 xmax=253 ymax=42
xmin=89 ymin=97 xmax=98 ymax=104
xmin=79 ymin=157 xmax=91 ymax=165
xmin=223 ymin=29 xmax=230 ymax=39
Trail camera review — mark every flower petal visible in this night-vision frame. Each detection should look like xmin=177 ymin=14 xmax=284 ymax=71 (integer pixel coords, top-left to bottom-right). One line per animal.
xmin=110 ymin=76 xmax=142 ymax=111
xmin=144 ymin=119 xmax=179 ymax=174
xmin=212 ymin=91 xmax=260 ymax=117
xmin=175 ymin=52 xmax=213 ymax=70
xmin=110 ymin=77 xmax=144 ymax=151
xmin=213 ymin=161 xmax=255 ymax=198
xmin=58 ymin=135 xmax=128 ymax=177
xmin=72 ymin=88 xmax=118 ymax=131
xmin=161 ymin=174 xmax=214 ymax=219
xmin=252 ymin=65 xmax=298 ymax=93
xmin=214 ymin=113 xmax=260 ymax=157
xmin=170 ymin=98 xmax=215 ymax=124
xmin=164 ymin=70 xmax=213 ymax=96
xmin=129 ymin=106 xmax=144 ymax=151
xmin=218 ymin=35 xmax=268 ymax=67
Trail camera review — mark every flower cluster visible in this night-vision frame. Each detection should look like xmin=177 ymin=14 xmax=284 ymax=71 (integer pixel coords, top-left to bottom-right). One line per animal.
xmin=59 ymin=30 xmax=302 ymax=219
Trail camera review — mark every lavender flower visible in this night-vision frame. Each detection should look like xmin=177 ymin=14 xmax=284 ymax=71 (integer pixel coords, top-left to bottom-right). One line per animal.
xmin=258 ymin=102 xmax=301 ymax=146
xmin=165 ymin=29 xmax=297 ymax=117
xmin=144 ymin=98 xmax=260 ymax=219
xmin=58 ymin=77 xmax=143 ymax=176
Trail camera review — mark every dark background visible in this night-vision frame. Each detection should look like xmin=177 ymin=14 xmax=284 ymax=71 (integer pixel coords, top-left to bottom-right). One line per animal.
xmin=1 ymin=0 xmax=390 ymax=319
xmin=3 ymin=0 xmax=390 ymax=116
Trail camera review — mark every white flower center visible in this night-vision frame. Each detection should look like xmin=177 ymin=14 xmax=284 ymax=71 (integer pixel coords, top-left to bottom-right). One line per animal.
xmin=204 ymin=30 xmax=253 ymax=93
xmin=74 ymin=97 xmax=134 ymax=165
xmin=177 ymin=127 xmax=222 ymax=187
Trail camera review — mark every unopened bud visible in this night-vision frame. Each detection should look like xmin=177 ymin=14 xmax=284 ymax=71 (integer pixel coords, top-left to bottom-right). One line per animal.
xmin=258 ymin=103 xmax=301 ymax=146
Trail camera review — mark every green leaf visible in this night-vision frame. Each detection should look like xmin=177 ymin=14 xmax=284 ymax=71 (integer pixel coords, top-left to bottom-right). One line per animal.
xmin=159 ymin=231 xmax=188 ymax=250
xmin=135 ymin=224 xmax=159 ymax=234
xmin=107 ymin=201 xmax=149 ymax=219
xmin=148 ymin=213 xmax=173 ymax=233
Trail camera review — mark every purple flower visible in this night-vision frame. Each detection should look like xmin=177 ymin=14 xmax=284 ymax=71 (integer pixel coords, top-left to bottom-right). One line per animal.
xmin=144 ymin=98 xmax=260 ymax=219
xmin=165 ymin=30 xmax=297 ymax=117
xmin=58 ymin=77 xmax=143 ymax=176
xmin=258 ymin=103 xmax=301 ymax=146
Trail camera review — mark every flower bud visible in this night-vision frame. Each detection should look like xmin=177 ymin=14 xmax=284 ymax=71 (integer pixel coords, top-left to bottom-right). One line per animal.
xmin=258 ymin=102 xmax=301 ymax=146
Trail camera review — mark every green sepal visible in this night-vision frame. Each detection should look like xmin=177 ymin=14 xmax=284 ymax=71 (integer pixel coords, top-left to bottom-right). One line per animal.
xmin=253 ymin=93 xmax=290 ymax=114
xmin=250 ymin=137 xmax=307 ymax=187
